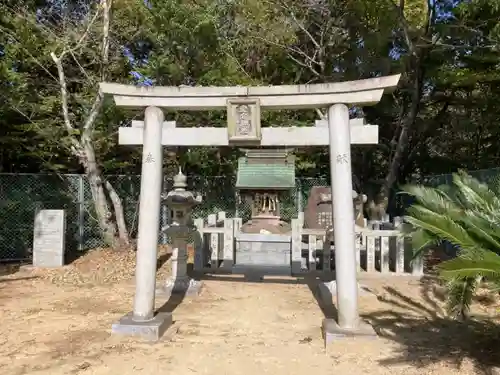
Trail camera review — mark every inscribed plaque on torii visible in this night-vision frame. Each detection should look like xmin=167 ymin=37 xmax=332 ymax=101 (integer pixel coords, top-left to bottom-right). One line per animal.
xmin=227 ymin=98 xmax=261 ymax=142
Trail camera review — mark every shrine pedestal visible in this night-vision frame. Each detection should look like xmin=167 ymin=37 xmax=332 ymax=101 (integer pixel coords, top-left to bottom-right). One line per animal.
xmin=233 ymin=233 xmax=292 ymax=276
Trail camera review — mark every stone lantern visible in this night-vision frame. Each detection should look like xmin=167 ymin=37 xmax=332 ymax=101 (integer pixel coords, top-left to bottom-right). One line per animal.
xmin=159 ymin=168 xmax=203 ymax=296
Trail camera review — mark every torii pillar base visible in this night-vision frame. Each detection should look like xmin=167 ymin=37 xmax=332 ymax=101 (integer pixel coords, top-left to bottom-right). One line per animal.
xmin=322 ymin=318 xmax=377 ymax=345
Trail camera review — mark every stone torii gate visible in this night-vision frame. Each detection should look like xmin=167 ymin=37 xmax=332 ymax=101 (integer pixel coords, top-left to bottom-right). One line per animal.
xmin=100 ymin=74 xmax=400 ymax=340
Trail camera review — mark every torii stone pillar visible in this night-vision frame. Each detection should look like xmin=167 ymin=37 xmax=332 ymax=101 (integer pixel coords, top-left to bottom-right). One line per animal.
xmin=100 ymin=74 xmax=401 ymax=342
xmin=328 ymin=104 xmax=359 ymax=329
xmin=111 ymin=106 xmax=172 ymax=341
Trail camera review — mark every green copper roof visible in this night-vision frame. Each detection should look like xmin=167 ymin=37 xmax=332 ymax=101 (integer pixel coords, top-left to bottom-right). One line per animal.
xmin=236 ymin=150 xmax=296 ymax=190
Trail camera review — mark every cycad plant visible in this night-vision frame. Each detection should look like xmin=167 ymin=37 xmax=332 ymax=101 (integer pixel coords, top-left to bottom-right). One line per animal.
xmin=402 ymin=171 xmax=500 ymax=320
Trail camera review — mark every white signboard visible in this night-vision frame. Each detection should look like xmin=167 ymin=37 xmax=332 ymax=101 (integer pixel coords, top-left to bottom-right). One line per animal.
xmin=33 ymin=209 xmax=66 ymax=267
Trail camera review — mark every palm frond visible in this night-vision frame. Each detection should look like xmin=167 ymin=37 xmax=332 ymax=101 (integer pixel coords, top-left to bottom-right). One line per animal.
xmin=404 ymin=171 xmax=500 ymax=319
xmin=438 ymin=250 xmax=500 ymax=280
xmin=401 ymin=184 xmax=461 ymax=216
xmin=409 ymin=228 xmax=435 ymax=259
xmin=404 ymin=208 xmax=479 ymax=252
xmin=446 ymin=277 xmax=478 ymax=320
xmin=488 ymin=174 xmax=500 ymax=196
xmin=460 ymin=212 xmax=500 ymax=252
xmin=453 ymin=171 xmax=500 ymax=212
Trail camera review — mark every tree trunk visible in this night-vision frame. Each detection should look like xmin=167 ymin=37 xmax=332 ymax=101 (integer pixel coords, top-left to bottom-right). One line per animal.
xmin=81 ymin=139 xmax=121 ymax=247
xmin=105 ymin=179 xmax=130 ymax=247
xmin=382 ymin=66 xmax=424 ymax=199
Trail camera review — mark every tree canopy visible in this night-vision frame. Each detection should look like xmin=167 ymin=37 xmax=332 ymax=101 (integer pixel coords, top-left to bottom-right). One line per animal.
xmin=1 ymin=0 xmax=499 ymax=187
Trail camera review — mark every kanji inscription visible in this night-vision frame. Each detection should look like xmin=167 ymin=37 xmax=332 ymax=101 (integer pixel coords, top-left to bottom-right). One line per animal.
xmin=227 ymin=98 xmax=261 ymax=142
xmin=336 ymin=153 xmax=349 ymax=164
xmin=144 ymin=152 xmax=155 ymax=164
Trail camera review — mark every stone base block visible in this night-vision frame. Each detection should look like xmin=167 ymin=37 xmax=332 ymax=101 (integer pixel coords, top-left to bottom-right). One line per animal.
xmin=111 ymin=311 xmax=172 ymax=342
xmin=232 ymin=264 xmax=291 ymax=276
xmin=156 ymin=277 xmax=203 ymax=297
xmin=322 ymin=318 xmax=377 ymax=345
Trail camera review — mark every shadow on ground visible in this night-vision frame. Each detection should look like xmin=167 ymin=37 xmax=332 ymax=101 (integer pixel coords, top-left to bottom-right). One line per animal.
xmin=0 ymin=262 xmax=40 ymax=283
xmin=363 ymin=279 xmax=500 ymax=375
xmin=0 ymin=276 xmax=39 ymax=283
xmin=0 ymin=262 xmax=22 ymax=277
xmin=64 ymin=249 xmax=92 ymax=265
xmin=304 ymin=277 xmax=338 ymax=320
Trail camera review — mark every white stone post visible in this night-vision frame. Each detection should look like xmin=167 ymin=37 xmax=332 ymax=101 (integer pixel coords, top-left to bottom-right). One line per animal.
xmin=328 ymin=104 xmax=359 ymax=329
xmin=172 ymin=235 xmax=189 ymax=280
xmin=132 ymin=106 xmax=164 ymax=321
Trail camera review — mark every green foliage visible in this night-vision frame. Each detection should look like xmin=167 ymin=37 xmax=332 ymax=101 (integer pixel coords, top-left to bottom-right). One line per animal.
xmin=0 ymin=0 xmax=500 ymax=189
xmin=402 ymin=171 xmax=500 ymax=318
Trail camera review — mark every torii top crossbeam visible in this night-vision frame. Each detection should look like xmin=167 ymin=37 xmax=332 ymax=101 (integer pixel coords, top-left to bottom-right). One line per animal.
xmin=99 ymin=74 xmax=400 ymax=110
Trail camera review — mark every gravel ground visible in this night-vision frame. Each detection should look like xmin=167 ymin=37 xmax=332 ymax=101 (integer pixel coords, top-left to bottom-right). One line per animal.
xmin=0 ymin=249 xmax=499 ymax=375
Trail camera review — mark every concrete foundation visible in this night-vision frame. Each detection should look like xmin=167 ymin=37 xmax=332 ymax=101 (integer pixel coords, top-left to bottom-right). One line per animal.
xmin=232 ymin=264 xmax=291 ymax=277
xmin=322 ymin=318 xmax=377 ymax=344
xmin=316 ymin=280 xmax=377 ymax=345
xmin=111 ymin=311 xmax=172 ymax=342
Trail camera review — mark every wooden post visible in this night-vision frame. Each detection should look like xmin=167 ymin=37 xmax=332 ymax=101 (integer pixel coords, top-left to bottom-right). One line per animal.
xmin=355 ymin=233 xmax=361 ymax=272
xmin=380 ymin=235 xmax=390 ymax=273
xmin=308 ymin=234 xmax=317 ymax=271
xmin=411 ymin=235 xmax=424 ymax=276
xmin=233 ymin=218 xmax=242 ymax=262
xmin=207 ymin=214 xmax=216 ymax=227
xmin=291 ymin=219 xmax=302 ymax=274
xmin=222 ymin=218 xmax=234 ymax=270
xmin=393 ymin=216 xmax=405 ymax=274
xmin=217 ymin=211 xmax=226 ymax=222
xmin=233 ymin=218 xmax=242 ymax=233
xmin=317 ymin=237 xmax=324 ymax=272
xmin=297 ymin=212 xmax=304 ymax=228
xmin=322 ymin=234 xmax=331 ymax=272
xmin=210 ymin=232 xmax=219 ymax=270
xmin=193 ymin=217 xmax=204 ymax=271
xmin=366 ymin=234 xmax=375 ymax=273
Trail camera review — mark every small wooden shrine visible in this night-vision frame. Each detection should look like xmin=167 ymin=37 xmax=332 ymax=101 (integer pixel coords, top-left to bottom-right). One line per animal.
xmin=236 ymin=149 xmax=295 ymax=234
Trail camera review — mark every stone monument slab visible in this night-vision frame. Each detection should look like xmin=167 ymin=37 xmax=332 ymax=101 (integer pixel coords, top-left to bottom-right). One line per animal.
xmin=304 ymin=186 xmax=367 ymax=230
xmin=304 ymin=186 xmax=333 ymax=230
xmin=33 ymin=209 xmax=66 ymax=267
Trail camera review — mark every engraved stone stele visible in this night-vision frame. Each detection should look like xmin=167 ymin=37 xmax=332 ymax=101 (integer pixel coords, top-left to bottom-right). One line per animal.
xmin=33 ymin=209 xmax=66 ymax=267
xmin=158 ymin=168 xmax=203 ymax=297
xmin=227 ymin=98 xmax=261 ymax=142
xmin=303 ymin=186 xmax=367 ymax=242
xmin=304 ymin=186 xmax=334 ymax=231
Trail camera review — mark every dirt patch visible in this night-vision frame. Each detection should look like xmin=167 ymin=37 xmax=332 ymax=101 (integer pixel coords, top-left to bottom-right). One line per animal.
xmin=6 ymin=245 xmax=173 ymax=286
xmin=1 ymin=251 xmax=500 ymax=375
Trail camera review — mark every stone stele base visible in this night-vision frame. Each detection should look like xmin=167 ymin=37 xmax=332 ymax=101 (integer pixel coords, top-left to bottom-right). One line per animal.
xmin=322 ymin=318 xmax=377 ymax=345
xmin=156 ymin=277 xmax=203 ymax=297
xmin=111 ymin=311 xmax=172 ymax=342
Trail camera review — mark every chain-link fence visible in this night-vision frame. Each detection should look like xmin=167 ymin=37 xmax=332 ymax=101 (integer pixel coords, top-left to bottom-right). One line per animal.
xmin=421 ymin=167 xmax=500 ymax=187
xmin=5 ymin=169 xmax=498 ymax=262
xmin=0 ymin=174 xmax=330 ymax=262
